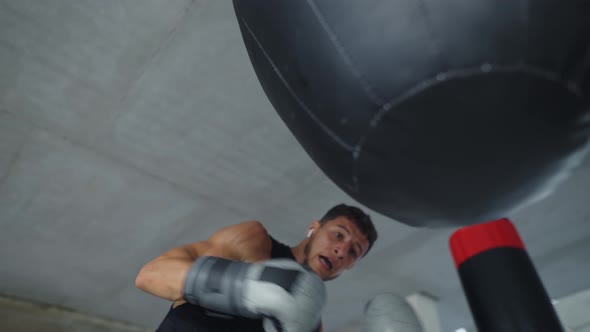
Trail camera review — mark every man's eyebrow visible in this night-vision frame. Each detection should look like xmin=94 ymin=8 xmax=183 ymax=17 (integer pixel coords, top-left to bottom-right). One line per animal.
xmin=337 ymin=224 xmax=350 ymax=235
xmin=337 ymin=224 xmax=363 ymax=254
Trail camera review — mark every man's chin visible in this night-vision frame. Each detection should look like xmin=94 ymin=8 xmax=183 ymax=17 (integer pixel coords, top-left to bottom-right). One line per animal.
xmin=322 ymin=273 xmax=338 ymax=281
xmin=316 ymin=267 xmax=336 ymax=281
xmin=302 ymin=260 xmax=333 ymax=280
xmin=309 ymin=266 xmax=322 ymax=277
xmin=306 ymin=263 xmax=325 ymax=279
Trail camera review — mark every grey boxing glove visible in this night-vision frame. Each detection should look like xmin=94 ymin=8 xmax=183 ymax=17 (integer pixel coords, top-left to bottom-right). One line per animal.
xmin=184 ymin=257 xmax=326 ymax=332
xmin=362 ymin=293 xmax=423 ymax=332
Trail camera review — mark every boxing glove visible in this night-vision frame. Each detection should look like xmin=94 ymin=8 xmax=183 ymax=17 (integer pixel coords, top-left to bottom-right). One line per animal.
xmin=184 ymin=257 xmax=326 ymax=332
xmin=363 ymin=293 xmax=423 ymax=332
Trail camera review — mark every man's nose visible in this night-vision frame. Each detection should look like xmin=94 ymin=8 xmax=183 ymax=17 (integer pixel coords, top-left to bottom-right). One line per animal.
xmin=333 ymin=246 xmax=341 ymax=257
xmin=333 ymin=245 xmax=348 ymax=258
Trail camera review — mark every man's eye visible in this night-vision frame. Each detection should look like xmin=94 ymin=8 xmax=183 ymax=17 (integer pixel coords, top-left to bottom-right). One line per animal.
xmin=336 ymin=232 xmax=343 ymax=239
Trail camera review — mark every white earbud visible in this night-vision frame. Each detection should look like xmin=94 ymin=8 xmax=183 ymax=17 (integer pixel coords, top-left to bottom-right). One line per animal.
xmin=307 ymin=229 xmax=314 ymax=238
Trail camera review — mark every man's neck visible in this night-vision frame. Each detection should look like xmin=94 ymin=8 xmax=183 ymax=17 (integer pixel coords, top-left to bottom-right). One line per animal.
xmin=290 ymin=242 xmax=306 ymax=265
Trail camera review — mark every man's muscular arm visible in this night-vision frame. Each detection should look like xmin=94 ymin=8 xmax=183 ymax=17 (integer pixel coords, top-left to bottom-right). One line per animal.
xmin=135 ymin=221 xmax=271 ymax=302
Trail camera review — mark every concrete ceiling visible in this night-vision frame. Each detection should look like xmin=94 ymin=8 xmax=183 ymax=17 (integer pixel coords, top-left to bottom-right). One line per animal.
xmin=0 ymin=1 xmax=589 ymax=331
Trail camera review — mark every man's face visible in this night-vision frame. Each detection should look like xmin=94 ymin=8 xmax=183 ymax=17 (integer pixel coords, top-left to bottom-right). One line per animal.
xmin=303 ymin=216 xmax=370 ymax=281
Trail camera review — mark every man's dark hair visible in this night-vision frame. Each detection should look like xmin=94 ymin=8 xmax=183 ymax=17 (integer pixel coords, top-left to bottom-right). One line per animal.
xmin=319 ymin=204 xmax=378 ymax=257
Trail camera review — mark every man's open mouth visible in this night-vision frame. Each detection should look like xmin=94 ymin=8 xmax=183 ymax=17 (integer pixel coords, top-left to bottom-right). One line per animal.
xmin=319 ymin=255 xmax=332 ymax=270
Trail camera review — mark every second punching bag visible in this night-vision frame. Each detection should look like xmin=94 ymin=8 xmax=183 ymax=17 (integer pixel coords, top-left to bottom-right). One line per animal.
xmin=450 ymin=219 xmax=564 ymax=332
xmin=363 ymin=293 xmax=423 ymax=332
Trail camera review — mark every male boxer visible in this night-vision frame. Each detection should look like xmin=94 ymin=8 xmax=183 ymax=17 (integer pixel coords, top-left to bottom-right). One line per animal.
xmin=136 ymin=204 xmax=378 ymax=332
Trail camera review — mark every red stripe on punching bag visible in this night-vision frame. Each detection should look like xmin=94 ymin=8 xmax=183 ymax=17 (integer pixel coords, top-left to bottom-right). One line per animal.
xmin=449 ymin=218 xmax=524 ymax=268
xmin=448 ymin=218 xmax=564 ymax=332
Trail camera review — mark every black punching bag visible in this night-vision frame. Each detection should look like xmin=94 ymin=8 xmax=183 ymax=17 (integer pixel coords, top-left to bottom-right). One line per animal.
xmin=450 ymin=219 xmax=564 ymax=332
xmin=232 ymin=0 xmax=590 ymax=227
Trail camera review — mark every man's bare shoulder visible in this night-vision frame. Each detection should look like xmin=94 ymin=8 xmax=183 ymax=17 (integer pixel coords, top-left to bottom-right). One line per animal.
xmin=208 ymin=220 xmax=272 ymax=261
xmin=210 ymin=220 xmax=268 ymax=242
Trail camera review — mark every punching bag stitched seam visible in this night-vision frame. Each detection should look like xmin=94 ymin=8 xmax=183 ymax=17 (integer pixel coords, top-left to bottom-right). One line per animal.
xmin=304 ymin=0 xmax=388 ymax=193
xmin=304 ymin=0 xmax=385 ymax=107
xmin=305 ymin=0 xmax=416 ymax=193
xmin=236 ymin=16 xmax=355 ymax=153
xmin=351 ymin=64 xmax=577 ymax=195
xmin=365 ymin=63 xmax=580 ymax=129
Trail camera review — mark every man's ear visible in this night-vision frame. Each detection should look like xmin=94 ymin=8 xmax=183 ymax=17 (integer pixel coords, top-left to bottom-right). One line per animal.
xmin=306 ymin=220 xmax=321 ymax=235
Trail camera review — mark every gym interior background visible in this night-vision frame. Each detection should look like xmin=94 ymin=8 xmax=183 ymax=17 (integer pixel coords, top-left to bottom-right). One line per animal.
xmin=0 ymin=1 xmax=588 ymax=331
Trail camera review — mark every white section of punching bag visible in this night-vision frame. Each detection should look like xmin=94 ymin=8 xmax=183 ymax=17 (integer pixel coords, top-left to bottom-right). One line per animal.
xmin=406 ymin=293 xmax=441 ymax=332
xmin=363 ymin=293 xmax=423 ymax=332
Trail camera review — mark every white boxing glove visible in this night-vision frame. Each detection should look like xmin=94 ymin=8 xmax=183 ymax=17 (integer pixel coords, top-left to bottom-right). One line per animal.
xmin=184 ymin=257 xmax=325 ymax=332
xmin=363 ymin=293 xmax=423 ymax=332
xmin=258 ymin=260 xmax=325 ymax=332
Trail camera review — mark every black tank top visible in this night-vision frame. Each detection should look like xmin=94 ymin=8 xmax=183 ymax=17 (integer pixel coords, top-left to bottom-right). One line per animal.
xmin=155 ymin=236 xmax=296 ymax=332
